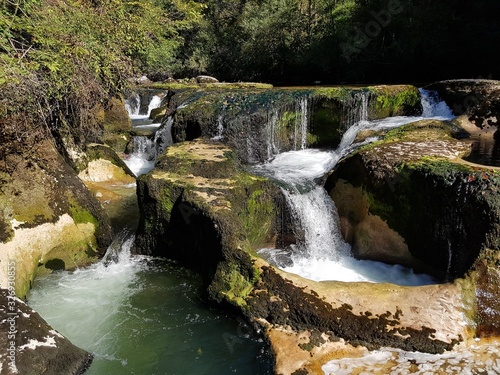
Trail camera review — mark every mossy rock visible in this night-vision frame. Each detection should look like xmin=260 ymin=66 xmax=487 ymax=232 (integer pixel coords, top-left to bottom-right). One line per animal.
xmin=135 ymin=138 xmax=281 ymax=307
xmin=166 ymin=85 xmax=422 ymax=163
xmin=368 ymin=85 xmax=422 ymax=118
xmin=0 ymin=139 xmax=112 ymax=297
xmin=327 ymin=120 xmax=500 ymax=281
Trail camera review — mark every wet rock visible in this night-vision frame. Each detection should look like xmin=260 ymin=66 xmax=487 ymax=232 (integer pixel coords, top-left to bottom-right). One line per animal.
xmin=428 ymin=79 xmax=500 ymax=131
xmin=102 ymin=96 xmax=132 ymax=152
xmin=326 ymin=117 xmax=500 ymax=344
xmin=326 ymin=119 xmax=500 ymax=280
xmin=0 ymin=289 xmax=92 ymax=375
xmin=0 ymin=138 xmax=113 ymax=298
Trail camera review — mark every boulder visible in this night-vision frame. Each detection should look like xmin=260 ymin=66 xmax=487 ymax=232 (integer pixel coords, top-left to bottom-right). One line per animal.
xmin=428 ymin=79 xmax=500 ymax=131
xmin=196 ymin=75 xmax=219 ymax=84
xmin=326 ymin=118 xmax=500 ymax=342
xmin=0 ymin=289 xmax=92 ymax=375
xmin=0 ymin=138 xmax=113 ymax=299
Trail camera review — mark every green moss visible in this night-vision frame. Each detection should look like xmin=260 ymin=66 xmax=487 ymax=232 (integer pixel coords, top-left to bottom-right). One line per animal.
xmin=68 ymin=199 xmax=98 ymax=226
xmin=407 ymin=157 xmax=472 ymax=177
xmin=312 ymin=87 xmax=352 ymax=100
xmin=158 ymin=185 xmax=176 ymax=214
xmin=365 ymin=190 xmax=395 ymax=218
xmin=217 ymin=262 xmax=255 ymax=307
xmin=369 ymin=85 xmax=421 ymax=118
xmin=241 ymin=188 xmax=276 ymax=247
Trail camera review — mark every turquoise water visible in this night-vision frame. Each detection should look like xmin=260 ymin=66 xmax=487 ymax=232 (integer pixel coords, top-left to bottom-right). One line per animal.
xmin=28 ymin=243 xmax=272 ymax=375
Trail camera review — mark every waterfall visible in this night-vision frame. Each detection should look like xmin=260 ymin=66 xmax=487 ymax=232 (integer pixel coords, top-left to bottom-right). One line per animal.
xmin=132 ymin=137 xmax=156 ymax=161
xmin=419 ymin=88 xmax=454 ymax=119
xmin=125 ymin=93 xmax=140 ymax=116
xmin=147 ymin=95 xmax=162 ymax=117
xmin=124 ymin=117 xmax=174 ymax=177
xmin=125 ymin=93 xmax=162 ymax=120
xmin=122 ymin=92 xmax=173 ymax=176
xmin=282 ymin=186 xmax=350 ymax=260
xmin=294 ymin=97 xmax=310 ymax=150
xmin=212 ymin=115 xmax=224 ymax=141
xmin=265 ymin=108 xmax=280 ymax=159
xmin=342 ymin=91 xmax=370 ymax=129
xmin=255 ymin=89 xmax=451 ymax=285
xmin=256 ymin=95 xmax=312 ymax=162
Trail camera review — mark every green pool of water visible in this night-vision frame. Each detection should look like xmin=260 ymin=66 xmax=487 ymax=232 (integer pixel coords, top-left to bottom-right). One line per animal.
xmin=28 ymin=248 xmax=272 ymax=375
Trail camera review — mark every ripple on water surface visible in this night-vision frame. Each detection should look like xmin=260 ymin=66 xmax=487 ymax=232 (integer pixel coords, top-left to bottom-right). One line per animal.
xmin=28 ymin=253 xmax=272 ymax=375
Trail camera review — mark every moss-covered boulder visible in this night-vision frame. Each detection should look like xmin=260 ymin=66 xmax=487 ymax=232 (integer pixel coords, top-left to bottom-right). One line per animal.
xmin=102 ymin=96 xmax=132 ymax=152
xmin=135 ymin=139 xmax=280 ymax=307
xmin=159 ymin=85 xmax=421 ymax=164
xmin=0 ymin=289 xmax=92 ymax=375
xmin=79 ymin=143 xmax=135 ymax=183
xmin=0 ymin=139 xmax=113 ymax=298
xmin=325 ymin=118 xmax=500 ymax=342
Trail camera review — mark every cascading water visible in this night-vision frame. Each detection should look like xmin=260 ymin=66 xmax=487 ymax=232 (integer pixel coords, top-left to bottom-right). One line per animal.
xmin=123 ymin=95 xmax=174 ymax=177
xmin=293 ymin=97 xmax=310 ymax=150
xmin=247 ymin=95 xmax=312 ymax=163
xmin=125 ymin=93 xmax=141 ymax=116
xmin=125 ymin=93 xmax=162 ymax=120
xmin=255 ymin=89 xmax=455 ymax=286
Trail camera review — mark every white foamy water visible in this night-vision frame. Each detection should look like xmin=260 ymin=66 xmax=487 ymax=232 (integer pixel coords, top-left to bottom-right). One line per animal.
xmin=255 ymin=89 xmax=454 ymax=286
xmin=124 ymin=155 xmax=155 ymax=177
xmin=123 ymin=95 xmax=173 ymax=177
xmin=28 ymin=233 xmax=146 ymax=357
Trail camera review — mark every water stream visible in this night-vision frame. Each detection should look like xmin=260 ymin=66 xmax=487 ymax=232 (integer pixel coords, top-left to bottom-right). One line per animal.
xmin=255 ymin=88 xmax=455 ymax=286
xmin=26 ymin=88 xmax=466 ymax=374
xmin=123 ymin=95 xmax=173 ymax=176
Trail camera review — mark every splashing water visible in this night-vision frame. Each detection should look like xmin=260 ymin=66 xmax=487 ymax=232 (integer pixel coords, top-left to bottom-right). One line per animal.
xmin=255 ymin=89 xmax=454 ymax=286
xmin=123 ymin=95 xmax=173 ymax=176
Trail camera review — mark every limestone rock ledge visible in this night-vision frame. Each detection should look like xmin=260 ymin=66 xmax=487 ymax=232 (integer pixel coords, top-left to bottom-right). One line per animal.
xmin=158 ymin=85 xmax=421 ymax=164
xmin=251 ymin=262 xmax=467 ymax=375
xmin=0 ymin=289 xmax=92 ymax=375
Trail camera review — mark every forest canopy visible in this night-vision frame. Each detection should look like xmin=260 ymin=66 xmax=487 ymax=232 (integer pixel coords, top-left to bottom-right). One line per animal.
xmin=1 ymin=0 xmax=499 ymax=88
